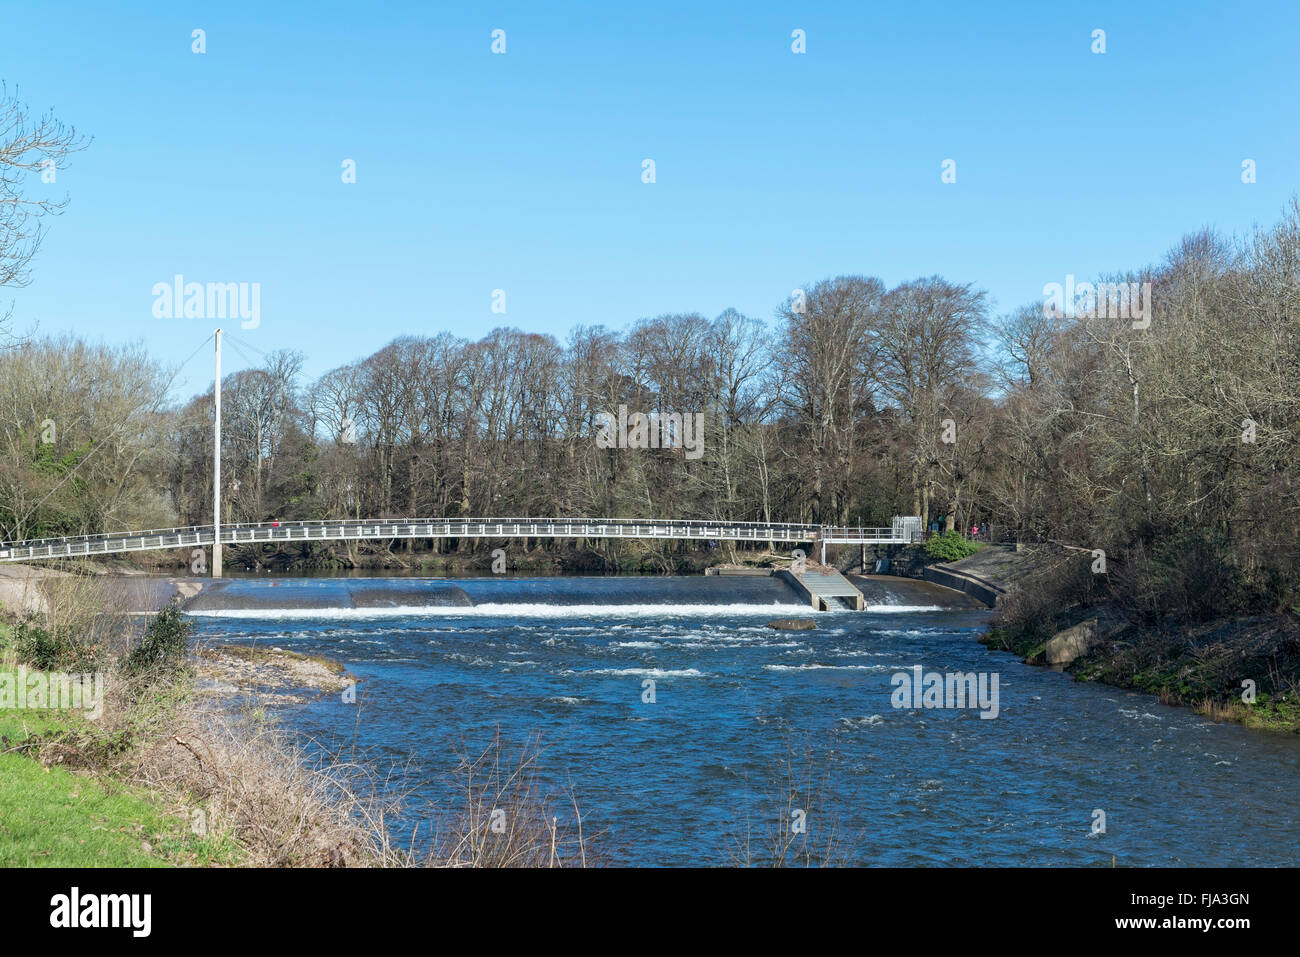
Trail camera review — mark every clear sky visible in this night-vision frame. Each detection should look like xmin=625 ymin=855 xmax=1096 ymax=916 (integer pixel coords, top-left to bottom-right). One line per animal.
xmin=3 ymin=1 xmax=1298 ymax=397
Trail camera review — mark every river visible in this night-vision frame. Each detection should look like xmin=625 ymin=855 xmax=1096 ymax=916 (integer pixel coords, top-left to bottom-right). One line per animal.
xmin=186 ymin=574 xmax=1300 ymax=866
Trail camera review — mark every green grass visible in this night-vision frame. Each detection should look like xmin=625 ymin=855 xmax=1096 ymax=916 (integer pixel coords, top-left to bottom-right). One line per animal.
xmin=979 ymin=624 xmax=1039 ymax=658
xmin=0 ymin=668 xmax=242 ymax=867
xmin=1233 ymin=694 xmax=1300 ymax=732
xmin=924 ymin=530 xmax=983 ymax=562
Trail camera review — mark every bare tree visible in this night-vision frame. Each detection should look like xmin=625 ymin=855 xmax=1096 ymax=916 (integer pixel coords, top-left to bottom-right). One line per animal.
xmin=0 ymin=84 xmax=88 ymax=295
xmin=777 ymin=276 xmax=884 ymax=525
xmin=873 ymin=276 xmax=987 ymax=529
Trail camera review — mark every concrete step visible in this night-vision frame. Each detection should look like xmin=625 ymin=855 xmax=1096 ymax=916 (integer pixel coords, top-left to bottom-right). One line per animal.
xmin=776 ymin=567 xmax=865 ymax=610
xmin=798 ymin=573 xmax=863 ymax=597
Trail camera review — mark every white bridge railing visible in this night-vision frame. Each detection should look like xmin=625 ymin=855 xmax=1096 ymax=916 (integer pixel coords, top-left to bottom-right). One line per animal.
xmin=0 ymin=517 xmax=912 ymax=563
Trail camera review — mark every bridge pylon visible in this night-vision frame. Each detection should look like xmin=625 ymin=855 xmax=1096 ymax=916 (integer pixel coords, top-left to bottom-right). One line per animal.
xmin=212 ymin=328 xmax=223 ymax=578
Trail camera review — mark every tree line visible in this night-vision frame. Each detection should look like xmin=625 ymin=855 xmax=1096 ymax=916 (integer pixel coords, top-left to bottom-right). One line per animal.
xmin=2 ymin=202 xmax=1298 ymax=610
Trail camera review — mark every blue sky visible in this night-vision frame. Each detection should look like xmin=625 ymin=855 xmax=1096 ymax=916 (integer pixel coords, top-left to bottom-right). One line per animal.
xmin=3 ymin=1 xmax=1298 ymax=397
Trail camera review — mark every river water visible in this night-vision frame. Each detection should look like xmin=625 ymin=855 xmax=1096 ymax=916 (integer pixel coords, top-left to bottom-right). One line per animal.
xmin=187 ymin=575 xmax=1300 ymax=866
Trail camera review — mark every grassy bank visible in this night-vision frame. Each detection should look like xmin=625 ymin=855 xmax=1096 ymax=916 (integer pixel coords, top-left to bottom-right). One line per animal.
xmin=0 ymin=619 xmax=237 ymax=865
xmin=978 ymin=546 xmax=1300 ymax=735
xmin=0 ymin=699 xmax=239 ymax=866
xmin=0 ymin=603 xmax=384 ymax=867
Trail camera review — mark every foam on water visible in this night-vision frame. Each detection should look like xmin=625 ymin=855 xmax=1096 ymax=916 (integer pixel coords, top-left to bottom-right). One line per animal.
xmin=863 ymin=604 xmax=943 ymax=613
xmin=188 ymin=601 xmax=816 ymax=620
xmin=564 ymin=667 xmax=706 ymax=678
xmin=764 ymin=663 xmax=895 ymax=672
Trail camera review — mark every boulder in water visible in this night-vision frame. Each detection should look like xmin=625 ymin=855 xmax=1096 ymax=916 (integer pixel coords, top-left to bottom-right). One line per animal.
xmin=1042 ymin=618 xmax=1101 ymax=666
xmin=767 ymin=618 xmax=816 ymax=631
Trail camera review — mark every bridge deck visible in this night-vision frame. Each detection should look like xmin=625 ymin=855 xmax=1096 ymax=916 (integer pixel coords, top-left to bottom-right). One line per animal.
xmin=0 ymin=518 xmax=909 ymax=563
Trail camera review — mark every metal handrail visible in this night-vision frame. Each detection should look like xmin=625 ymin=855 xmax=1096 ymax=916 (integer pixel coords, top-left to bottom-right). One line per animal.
xmin=1 ymin=516 xmax=910 ymax=561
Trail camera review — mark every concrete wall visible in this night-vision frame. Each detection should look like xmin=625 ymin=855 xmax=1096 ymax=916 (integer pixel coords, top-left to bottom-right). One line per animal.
xmin=818 ymin=545 xmax=1005 ymax=609
xmin=774 ymin=569 xmax=821 ymax=610
xmin=920 ymin=566 xmax=1003 ymax=608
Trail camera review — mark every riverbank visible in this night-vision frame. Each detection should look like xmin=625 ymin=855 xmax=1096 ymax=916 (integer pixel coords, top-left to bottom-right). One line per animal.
xmin=0 ymin=703 xmax=241 ymax=866
xmin=931 ymin=544 xmax=1300 ymax=735
xmin=0 ymin=560 xmax=205 ymax=617
xmin=0 ymin=607 xmax=382 ymax=867
xmin=0 ymin=620 xmax=239 ymax=866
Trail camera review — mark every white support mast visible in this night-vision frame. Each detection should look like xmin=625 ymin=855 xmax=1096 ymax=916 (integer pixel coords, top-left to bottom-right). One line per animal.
xmin=213 ymin=328 xmax=223 ymax=577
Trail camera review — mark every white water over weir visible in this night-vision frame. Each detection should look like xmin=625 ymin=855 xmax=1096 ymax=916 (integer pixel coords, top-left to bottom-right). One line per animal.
xmin=0 ymin=517 xmax=914 ymax=565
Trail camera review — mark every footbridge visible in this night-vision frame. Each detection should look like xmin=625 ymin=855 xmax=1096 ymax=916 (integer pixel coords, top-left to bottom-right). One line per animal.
xmin=0 ymin=517 xmax=916 ymax=567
